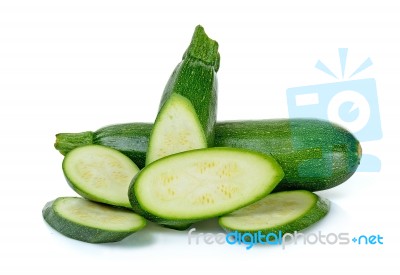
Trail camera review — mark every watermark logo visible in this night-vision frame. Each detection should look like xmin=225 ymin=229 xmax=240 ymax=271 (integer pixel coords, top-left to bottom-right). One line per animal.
xmin=286 ymin=48 xmax=382 ymax=172
xmin=188 ymin=228 xmax=383 ymax=250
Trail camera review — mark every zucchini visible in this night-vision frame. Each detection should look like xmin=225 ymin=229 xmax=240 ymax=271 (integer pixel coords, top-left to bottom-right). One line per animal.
xmin=129 ymin=147 xmax=284 ymax=228
xmin=42 ymin=197 xmax=146 ymax=243
xmin=56 ymin=123 xmax=151 ymax=169
xmin=215 ymin=119 xmax=361 ymax=191
xmin=219 ymin=190 xmax=329 ymax=238
xmin=62 ymin=145 xmax=140 ymax=208
xmin=146 ymin=25 xmax=219 ymax=164
xmin=55 ymin=119 xmax=361 ymax=192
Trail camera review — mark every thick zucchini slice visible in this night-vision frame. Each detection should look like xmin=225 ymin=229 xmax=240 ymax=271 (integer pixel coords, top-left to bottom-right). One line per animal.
xmin=129 ymin=147 xmax=284 ymax=228
xmin=43 ymin=197 xmax=146 ymax=243
xmin=219 ymin=190 xmax=330 ymax=236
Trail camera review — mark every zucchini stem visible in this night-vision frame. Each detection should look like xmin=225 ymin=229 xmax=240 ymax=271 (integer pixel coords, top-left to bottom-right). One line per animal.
xmin=183 ymin=25 xmax=220 ymax=71
xmin=55 ymin=131 xmax=94 ymax=156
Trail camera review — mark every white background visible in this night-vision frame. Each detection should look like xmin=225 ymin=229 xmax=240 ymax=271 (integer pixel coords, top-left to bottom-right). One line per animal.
xmin=1 ymin=0 xmax=399 ymax=274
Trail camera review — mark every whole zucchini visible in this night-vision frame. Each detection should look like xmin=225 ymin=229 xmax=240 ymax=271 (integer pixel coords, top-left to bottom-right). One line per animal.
xmin=55 ymin=119 xmax=361 ymax=192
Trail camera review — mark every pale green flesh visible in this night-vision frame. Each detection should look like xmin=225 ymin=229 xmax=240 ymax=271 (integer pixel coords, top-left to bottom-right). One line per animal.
xmin=64 ymin=145 xmax=140 ymax=208
xmin=55 ymin=197 xmax=145 ymax=231
xmin=146 ymin=94 xmax=207 ymax=165
xmin=220 ymin=191 xmax=316 ymax=231
xmin=137 ymin=148 xmax=283 ymax=219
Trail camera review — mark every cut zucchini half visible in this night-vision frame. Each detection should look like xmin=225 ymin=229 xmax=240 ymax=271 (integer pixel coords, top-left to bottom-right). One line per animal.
xmin=146 ymin=93 xmax=207 ymax=164
xmin=63 ymin=145 xmax=140 ymax=208
xmin=145 ymin=26 xmax=219 ymax=165
xmin=129 ymin=147 xmax=284 ymax=227
xmin=42 ymin=197 xmax=146 ymax=243
xmin=219 ymin=190 xmax=330 ymax=235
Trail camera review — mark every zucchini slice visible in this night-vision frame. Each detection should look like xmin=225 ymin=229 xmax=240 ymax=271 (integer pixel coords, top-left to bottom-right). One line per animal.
xmin=43 ymin=197 xmax=146 ymax=243
xmin=63 ymin=145 xmax=140 ymax=208
xmin=219 ymin=190 xmax=330 ymax=235
xmin=129 ymin=147 xmax=284 ymax=227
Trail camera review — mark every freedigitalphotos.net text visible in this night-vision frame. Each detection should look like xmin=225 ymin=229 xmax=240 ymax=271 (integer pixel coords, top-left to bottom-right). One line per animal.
xmin=187 ymin=228 xmax=383 ymax=250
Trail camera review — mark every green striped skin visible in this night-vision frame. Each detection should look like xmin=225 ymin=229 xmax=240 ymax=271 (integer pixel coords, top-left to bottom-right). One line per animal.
xmin=94 ymin=123 xmax=151 ymax=169
xmin=56 ymin=123 xmax=151 ymax=169
xmin=55 ymin=119 xmax=361 ymax=192
xmin=219 ymin=190 xmax=330 ymax=237
xmin=146 ymin=25 xmax=219 ymax=165
xmin=157 ymin=40 xmax=219 ymax=147
xmin=215 ymin=119 xmax=361 ymax=191
xmin=42 ymin=197 xmax=146 ymax=243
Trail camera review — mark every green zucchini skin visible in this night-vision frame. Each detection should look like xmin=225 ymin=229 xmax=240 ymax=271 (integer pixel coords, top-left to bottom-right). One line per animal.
xmin=215 ymin=119 xmax=361 ymax=191
xmin=156 ymin=52 xmax=218 ymax=148
xmin=55 ymin=119 xmax=361 ymax=192
xmin=55 ymin=123 xmax=151 ymax=169
xmin=43 ymin=200 xmax=127 ymax=243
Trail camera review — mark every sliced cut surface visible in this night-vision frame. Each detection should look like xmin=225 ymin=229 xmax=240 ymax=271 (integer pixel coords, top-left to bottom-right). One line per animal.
xmin=42 ymin=197 xmax=146 ymax=243
xmin=146 ymin=93 xmax=207 ymax=164
xmin=219 ymin=190 xmax=330 ymax=234
xmin=129 ymin=147 xmax=284 ymax=225
xmin=63 ymin=145 xmax=140 ymax=208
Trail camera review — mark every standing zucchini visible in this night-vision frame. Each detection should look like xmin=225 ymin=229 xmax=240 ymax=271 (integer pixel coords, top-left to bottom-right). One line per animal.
xmin=55 ymin=119 xmax=361 ymax=192
xmin=146 ymin=25 xmax=219 ymax=165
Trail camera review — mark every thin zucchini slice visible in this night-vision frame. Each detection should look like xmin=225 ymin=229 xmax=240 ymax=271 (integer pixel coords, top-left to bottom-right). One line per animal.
xmin=129 ymin=147 xmax=284 ymax=227
xmin=43 ymin=197 xmax=146 ymax=243
xmin=219 ymin=190 xmax=330 ymax=235
xmin=63 ymin=145 xmax=140 ymax=208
